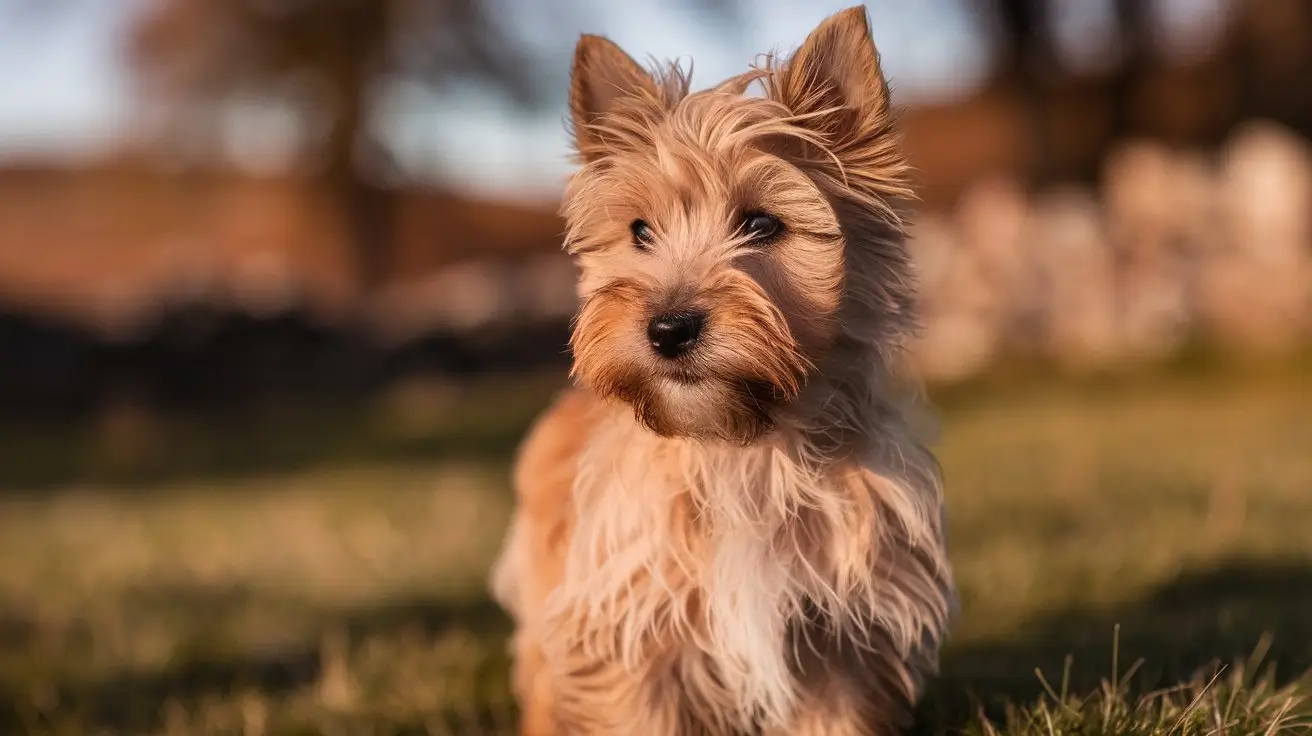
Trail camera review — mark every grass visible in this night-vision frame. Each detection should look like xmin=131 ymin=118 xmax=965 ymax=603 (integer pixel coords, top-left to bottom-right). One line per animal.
xmin=1 ymin=365 xmax=1310 ymax=734
xmin=964 ymin=638 xmax=1310 ymax=736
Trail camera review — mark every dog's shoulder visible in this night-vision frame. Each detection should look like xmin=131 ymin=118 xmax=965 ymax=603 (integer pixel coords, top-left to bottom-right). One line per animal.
xmin=512 ymin=387 xmax=599 ymax=512
xmin=491 ymin=388 xmax=598 ymax=627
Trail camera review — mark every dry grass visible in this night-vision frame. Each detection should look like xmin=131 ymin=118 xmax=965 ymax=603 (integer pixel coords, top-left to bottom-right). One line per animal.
xmin=1 ymin=366 xmax=1310 ymax=735
xmin=964 ymin=635 xmax=1311 ymax=736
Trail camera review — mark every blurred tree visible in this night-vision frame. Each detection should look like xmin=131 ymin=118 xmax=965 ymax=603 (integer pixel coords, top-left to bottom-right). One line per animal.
xmin=979 ymin=0 xmax=1055 ymax=184
xmin=126 ymin=0 xmax=547 ymax=293
xmin=1107 ymin=0 xmax=1155 ymax=139
xmin=1229 ymin=0 xmax=1312 ymax=135
xmin=120 ymin=0 xmax=739 ymax=296
xmin=971 ymin=0 xmax=1158 ymax=184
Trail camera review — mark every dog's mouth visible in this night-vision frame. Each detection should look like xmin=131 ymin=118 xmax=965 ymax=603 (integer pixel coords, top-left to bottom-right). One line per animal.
xmin=652 ymin=353 xmax=802 ymax=412
xmin=659 ymin=361 xmax=706 ymax=386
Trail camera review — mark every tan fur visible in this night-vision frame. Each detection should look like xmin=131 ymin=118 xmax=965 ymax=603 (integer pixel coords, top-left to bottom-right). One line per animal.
xmin=490 ymin=7 xmax=957 ymax=734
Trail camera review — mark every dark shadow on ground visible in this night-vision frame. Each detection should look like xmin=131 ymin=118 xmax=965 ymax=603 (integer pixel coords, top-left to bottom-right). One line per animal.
xmin=2 ymin=560 xmax=1309 ymax=734
xmin=914 ymin=559 xmax=1312 ymax=734
xmin=0 ymin=371 xmax=563 ymax=494
xmin=0 ymin=305 xmax=571 ymax=493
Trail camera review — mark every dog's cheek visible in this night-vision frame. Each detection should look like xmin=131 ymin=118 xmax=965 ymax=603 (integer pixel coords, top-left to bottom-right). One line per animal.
xmin=698 ymin=272 xmax=810 ymax=401
xmin=734 ymin=240 xmax=844 ymax=356
xmin=771 ymin=235 xmax=846 ymax=349
xmin=571 ymin=319 xmax=643 ymax=396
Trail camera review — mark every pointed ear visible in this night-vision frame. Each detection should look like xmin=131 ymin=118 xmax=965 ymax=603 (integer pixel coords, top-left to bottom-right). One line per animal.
xmin=570 ymin=35 xmax=659 ymax=161
xmin=773 ymin=6 xmax=892 ymax=134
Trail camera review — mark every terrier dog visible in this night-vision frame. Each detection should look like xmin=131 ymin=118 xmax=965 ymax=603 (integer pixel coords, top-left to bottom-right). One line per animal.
xmin=490 ymin=7 xmax=956 ymax=734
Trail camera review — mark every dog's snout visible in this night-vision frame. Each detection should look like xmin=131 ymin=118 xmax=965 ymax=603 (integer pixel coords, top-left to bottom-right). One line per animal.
xmin=647 ymin=311 xmax=705 ymax=359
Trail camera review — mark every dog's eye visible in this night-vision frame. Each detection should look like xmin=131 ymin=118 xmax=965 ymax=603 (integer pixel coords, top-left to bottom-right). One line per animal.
xmin=741 ymin=212 xmax=784 ymax=244
xmin=630 ymin=219 xmax=655 ymax=249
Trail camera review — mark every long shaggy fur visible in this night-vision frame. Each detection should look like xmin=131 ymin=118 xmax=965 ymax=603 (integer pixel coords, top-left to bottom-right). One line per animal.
xmin=490 ymin=7 xmax=957 ymax=734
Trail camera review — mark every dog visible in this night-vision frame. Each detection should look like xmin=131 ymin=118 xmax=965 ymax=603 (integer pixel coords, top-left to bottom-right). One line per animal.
xmin=490 ymin=7 xmax=956 ymax=734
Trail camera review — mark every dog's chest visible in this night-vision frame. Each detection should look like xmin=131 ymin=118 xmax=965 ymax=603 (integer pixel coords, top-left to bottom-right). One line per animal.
xmin=640 ymin=463 xmax=811 ymax=729
xmin=677 ymin=523 xmax=800 ymax=726
xmin=565 ymin=430 xmax=831 ymax=727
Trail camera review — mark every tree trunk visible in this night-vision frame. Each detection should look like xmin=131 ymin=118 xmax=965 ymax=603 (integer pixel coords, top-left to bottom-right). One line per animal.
xmin=321 ymin=11 xmax=393 ymax=300
xmin=993 ymin=0 xmax=1055 ymax=187
xmin=1107 ymin=0 xmax=1153 ymax=141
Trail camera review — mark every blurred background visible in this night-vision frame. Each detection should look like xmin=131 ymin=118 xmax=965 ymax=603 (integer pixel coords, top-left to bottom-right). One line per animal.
xmin=0 ymin=1 xmax=1309 ymax=734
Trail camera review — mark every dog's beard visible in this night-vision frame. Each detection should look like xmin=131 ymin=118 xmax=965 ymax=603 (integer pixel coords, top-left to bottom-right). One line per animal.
xmin=570 ymin=276 xmax=811 ymax=444
xmin=613 ymin=373 xmax=786 ymax=443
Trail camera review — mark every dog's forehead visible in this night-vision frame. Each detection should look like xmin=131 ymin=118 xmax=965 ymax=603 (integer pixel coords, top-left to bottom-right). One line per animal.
xmin=608 ymin=98 xmax=792 ymax=195
xmin=609 ymin=149 xmax=801 ymax=234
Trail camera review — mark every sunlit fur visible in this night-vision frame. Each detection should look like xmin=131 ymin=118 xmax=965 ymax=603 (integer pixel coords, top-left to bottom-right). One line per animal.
xmin=490 ymin=7 xmax=957 ymax=734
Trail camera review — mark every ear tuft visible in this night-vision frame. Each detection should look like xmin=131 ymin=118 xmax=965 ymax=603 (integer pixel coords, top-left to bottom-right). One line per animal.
xmin=712 ymin=69 xmax=765 ymax=97
xmin=569 ymin=35 xmax=659 ymax=161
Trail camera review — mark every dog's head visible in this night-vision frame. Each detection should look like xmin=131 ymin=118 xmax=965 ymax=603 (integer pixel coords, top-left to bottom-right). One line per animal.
xmin=564 ymin=6 xmax=918 ymax=443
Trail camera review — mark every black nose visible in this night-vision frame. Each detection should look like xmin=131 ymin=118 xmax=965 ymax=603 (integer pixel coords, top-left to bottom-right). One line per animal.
xmin=647 ymin=311 xmax=705 ymax=359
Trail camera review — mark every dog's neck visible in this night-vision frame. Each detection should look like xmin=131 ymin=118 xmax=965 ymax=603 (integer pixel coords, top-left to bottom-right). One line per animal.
xmin=572 ymin=333 xmax=942 ymax=571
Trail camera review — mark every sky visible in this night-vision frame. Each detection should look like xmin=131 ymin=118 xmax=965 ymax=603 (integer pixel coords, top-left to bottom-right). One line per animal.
xmin=0 ymin=0 xmax=136 ymax=160
xmin=0 ymin=0 xmax=1231 ymax=201
xmin=379 ymin=0 xmax=997 ymax=199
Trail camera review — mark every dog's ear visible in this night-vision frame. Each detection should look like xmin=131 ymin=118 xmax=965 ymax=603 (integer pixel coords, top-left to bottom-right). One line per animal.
xmin=570 ymin=35 xmax=658 ymax=161
xmin=767 ymin=5 xmax=910 ymax=208
xmin=772 ymin=6 xmax=894 ymax=144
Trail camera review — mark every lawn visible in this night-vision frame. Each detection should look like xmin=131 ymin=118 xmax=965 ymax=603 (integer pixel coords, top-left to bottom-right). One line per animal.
xmin=1 ymin=365 xmax=1310 ymax=735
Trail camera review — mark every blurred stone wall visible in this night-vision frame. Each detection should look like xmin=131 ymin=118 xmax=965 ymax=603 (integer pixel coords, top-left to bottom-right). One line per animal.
xmin=909 ymin=120 xmax=1311 ymax=382
xmin=370 ymin=120 xmax=1312 ymax=385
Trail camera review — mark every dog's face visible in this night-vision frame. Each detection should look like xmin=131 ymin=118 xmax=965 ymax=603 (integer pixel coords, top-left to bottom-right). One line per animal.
xmin=563 ymin=6 xmax=916 ymax=443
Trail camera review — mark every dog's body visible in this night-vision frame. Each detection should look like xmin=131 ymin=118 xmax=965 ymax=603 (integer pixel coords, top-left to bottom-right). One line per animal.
xmin=490 ymin=7 xmax=956 ymax=734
